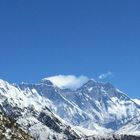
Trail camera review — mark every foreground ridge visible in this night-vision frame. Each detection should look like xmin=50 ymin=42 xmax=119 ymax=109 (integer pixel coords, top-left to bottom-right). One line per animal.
xmin=0 ymin=110 xmax=32 ymax=140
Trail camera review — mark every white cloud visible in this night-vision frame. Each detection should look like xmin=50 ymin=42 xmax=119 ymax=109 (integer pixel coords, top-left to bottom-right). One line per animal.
xmin=44 ymin=75 xmax=89 ymax=90
xmin=98 ymin=72 xmax=113 ymax=80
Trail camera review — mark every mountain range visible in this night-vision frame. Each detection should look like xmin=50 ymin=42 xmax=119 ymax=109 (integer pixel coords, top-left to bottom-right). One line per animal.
xmin=0 ymin=78 xmax=140 ymax=140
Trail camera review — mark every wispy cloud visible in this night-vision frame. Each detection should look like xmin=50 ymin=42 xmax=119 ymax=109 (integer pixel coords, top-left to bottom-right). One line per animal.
xmin=45 ymin=75 xmax=89 ymax=90
xmin=98 ymin=72 xmax=113 ymax=80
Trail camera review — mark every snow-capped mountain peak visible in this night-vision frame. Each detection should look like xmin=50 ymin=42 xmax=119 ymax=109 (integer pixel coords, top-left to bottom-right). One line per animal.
xmin=40 ymin=78 xmax=54 ymax=86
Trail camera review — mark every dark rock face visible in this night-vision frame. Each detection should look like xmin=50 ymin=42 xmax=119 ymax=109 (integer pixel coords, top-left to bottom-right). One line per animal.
xmin=38 ymin=112 xmax=62 ymax=133
xmin=38 ymin=111 xmax=80 ymax=140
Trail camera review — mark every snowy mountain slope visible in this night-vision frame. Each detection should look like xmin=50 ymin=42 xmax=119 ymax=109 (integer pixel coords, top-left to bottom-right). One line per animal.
xmin=35 ymin=78 xmax=140 ymax=131
xmin=66 ymin=80 xmax=140 ymax=130
xmin=116 ymin=115 xmax=140 ymax=136
xmin=17 ymin=78 xmax=140 ymax=133
xmin=0 ymin=79 xmax=83 ymax=140
xmin=133 ymin=99 xmax=140 ymax=106
xmin=18 ymin=81 xmax=93 ymax=126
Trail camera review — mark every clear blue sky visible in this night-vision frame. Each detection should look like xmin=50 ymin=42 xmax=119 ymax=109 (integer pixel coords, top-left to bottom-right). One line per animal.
xmin=0 ymin=0 xmax=140 ymax=98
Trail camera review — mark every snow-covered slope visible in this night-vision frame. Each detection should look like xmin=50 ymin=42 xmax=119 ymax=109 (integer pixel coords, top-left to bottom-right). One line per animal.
xmin=0 ymin=79 xmax=82 ymax=140
xmin=60 ymin=80 xmax=140 ymax=130
xmin=116 ymin=115 xmax=140 ymax=136
xmin=133 ymin=99 xmax=140 ymax=106
xmin=32 ymin=78 xmax=140 ymax=132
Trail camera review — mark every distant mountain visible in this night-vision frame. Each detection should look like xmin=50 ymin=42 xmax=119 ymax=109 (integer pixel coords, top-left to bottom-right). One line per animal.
xmin=0 ymin=78 xmax=140 ymax=140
